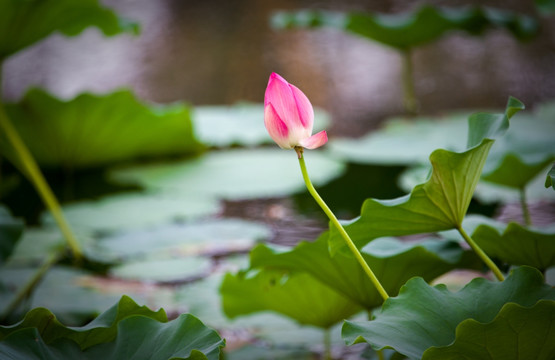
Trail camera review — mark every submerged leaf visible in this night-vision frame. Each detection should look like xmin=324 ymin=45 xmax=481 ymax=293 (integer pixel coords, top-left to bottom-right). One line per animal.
xmin=342 ymin=266 xmax=555 ymax=359
xmin=272 ymin=6 xmax=538 ymax=50
xmin=221 ymin=269 xmax=361 ymax=329
xmin=1 ymin=89 xmax=203 ymax=169
xmin=0 ymin=0 xmax=138 ymax=58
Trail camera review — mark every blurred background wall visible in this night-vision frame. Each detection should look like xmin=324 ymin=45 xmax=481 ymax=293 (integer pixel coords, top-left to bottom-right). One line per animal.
xmin=3 ymin=0 xmax=554 ymax=136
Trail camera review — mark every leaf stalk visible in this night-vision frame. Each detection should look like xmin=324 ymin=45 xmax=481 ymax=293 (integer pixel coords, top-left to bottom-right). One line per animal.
xmin=457 ymin=225 xmax=504 ymax=281
xmin=0 ymin=102 xmax=83 ymax=260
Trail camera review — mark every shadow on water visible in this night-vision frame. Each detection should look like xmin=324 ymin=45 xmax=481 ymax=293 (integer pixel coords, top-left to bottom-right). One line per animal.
xmin=0 ymin=161 xmax=140 ymax=225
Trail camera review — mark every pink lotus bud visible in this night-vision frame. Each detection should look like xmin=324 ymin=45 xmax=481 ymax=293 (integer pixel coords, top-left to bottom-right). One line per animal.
xmin=264 ymin=73 xmax=328 ymax=150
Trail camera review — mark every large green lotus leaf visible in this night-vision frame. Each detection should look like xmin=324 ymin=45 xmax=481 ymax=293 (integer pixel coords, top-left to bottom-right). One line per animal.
xmin=1 ymin=89 xmax=203 ymax=169
xmin=423 ymin=300 xmax=555 ymax=359
xmin=41 ymin=192 xmax=220 ymax=236
xmin=0 ymin=267 xmax=121 ymax=324
xmin=249 ymin=233 xmax=480 ymax=310
xmin=0 ymin=0 xmax=138 ymax=58
xmin=271 ymin=6 xmax=537 ymax=50
xmin=89 ymin=218 xmax=270 ymax=262
xmin=329 ymin=98 xmax=524 ymax=253
xmin=221 ymin=268 xmax=361 ymax=329
xmin=342 ymin=266 xmax=555 ymax=360
xmin=0 ymin=206 xmax=24 ymax=265
xmin=193 ymin=103 xmax=329 ymax=148
xmin=472 ymin=221 xmax=555 ymax=271
xmin=109 ymin=148 xmax=345 ymax=200
xmin=0 ymin=298 xmax=224 ymax=360
xmin=328 ymin=113 xmax=468 ymax=165
xmin=0 ymin=295 xmax=165 ymax=345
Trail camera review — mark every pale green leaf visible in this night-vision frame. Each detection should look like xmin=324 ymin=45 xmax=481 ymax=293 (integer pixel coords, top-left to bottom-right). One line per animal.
xmin=41 ymin=192 xmax=220 ymax=236
xmin=249 ymin=234 xmax=480 ymax=310
xmin=0 ymin=296 xmax=224 ymax=359
xmin=221 ymin=269 xmax=361 ymax=329
xmin=109 ymin=148 xmax=345 ymax=200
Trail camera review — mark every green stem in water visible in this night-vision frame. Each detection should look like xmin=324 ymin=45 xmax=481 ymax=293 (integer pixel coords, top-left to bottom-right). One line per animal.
xmin=457 ymin=225 xmax=504 ymax=281
xmin=519 ymin=187 xmax=532 ymax=226
xmin=0 ymin=103 xmax=83 ymax=260
xmin=1 ymin=251 xmax=60 ymax=321
xmin=295 ymin=147 xmax=389 ymax=301
xmin=323 ymin=328 xmax=332 ymax=360
xmin=401 ymin=49 xmax=418 ymax=116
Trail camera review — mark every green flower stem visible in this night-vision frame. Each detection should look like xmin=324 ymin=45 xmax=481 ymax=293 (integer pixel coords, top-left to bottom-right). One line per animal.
xmin=401 ymin=48 xmax=418 ymax=116
xmin=519 ymin=187 xmax=532 ymax=226
xmin=1 ymin=251 xmax=60 ymax=321
xmin=457 ymin=225 xmax=504 ymax=281
xmin=295 ymin=147 xmax=389 ymax=301
xmin=0 ymin=103 xmax=83 ymax=260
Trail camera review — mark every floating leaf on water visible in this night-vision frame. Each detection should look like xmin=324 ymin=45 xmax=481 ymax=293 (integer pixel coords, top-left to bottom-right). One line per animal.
xmin=92 ymin=218 xmax=270 ymax=262
xmin=109 ymin=257 xmax=212 ymax=283
xmin=41 ymin=192 xmax=220 ymax=236
xmin=109 ymin=148 xmax=346 ymax=200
